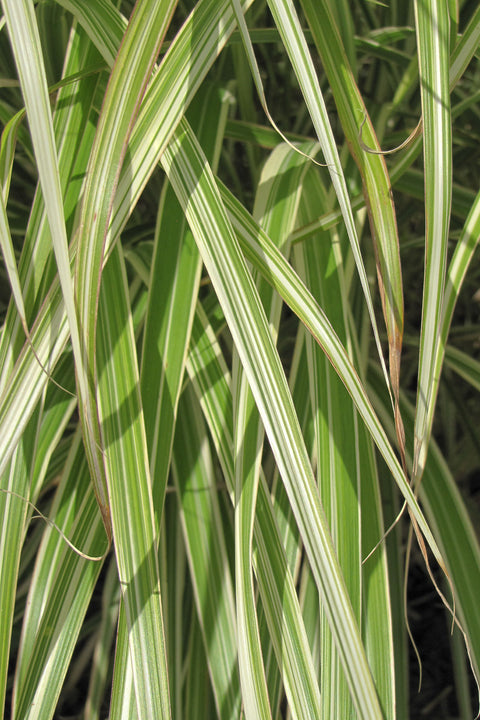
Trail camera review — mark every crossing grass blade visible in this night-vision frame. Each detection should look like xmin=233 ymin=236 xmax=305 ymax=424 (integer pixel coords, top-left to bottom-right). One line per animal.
xmin=217 ymin=177 xmax=444 ymax=567
xmin=162 ymin=116 xmax=387 ymax=719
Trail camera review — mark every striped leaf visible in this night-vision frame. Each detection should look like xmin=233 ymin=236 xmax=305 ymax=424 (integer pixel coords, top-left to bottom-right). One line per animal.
xmin=413 ymin=0 xmax=452 ymax=484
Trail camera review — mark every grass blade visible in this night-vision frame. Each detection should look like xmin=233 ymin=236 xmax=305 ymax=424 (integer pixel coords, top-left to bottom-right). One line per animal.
xmin=173 ymin=384 xmax=240 ymax=719
xmin=97 ymin=244 xmax=170 ymax=718
xmin=73 ymin=0 xmax=178 ymax=537
xmin=298 ymin=0 xmax=405 ymax=438
xmin=413 ymin=0 xmax=452 ymax=483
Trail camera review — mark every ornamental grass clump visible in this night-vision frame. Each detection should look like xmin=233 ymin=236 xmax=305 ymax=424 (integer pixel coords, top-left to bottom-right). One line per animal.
xmin=0 ymin=1 xmax=480 ymax=718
